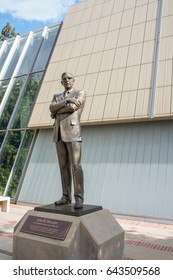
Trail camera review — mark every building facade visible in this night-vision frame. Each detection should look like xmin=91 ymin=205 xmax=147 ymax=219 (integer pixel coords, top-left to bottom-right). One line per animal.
xmin=1 ymin=0 xmax=173 ymax=223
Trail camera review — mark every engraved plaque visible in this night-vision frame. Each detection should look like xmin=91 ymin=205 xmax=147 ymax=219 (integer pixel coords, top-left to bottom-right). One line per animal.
xmin=20 ymin=215 xmax=72 ymax=240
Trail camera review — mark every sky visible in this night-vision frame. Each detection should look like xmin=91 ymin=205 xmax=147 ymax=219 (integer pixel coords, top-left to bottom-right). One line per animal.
xmin=0 ymin=0 xmax=83 ymax=35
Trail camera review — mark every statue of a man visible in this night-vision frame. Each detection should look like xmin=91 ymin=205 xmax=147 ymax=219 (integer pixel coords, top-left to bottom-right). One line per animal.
xmin=49 ymin=72 xmax=86 ymax=209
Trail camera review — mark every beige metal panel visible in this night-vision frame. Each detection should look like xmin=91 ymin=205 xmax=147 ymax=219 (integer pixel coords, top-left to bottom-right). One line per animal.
xmin=85 ymin=0 xmax=95 ymax=8
xmin=113 ymin=46 xmax=129 ymax=69
xmin=162 ymin=0 xmax=173 ymax=16
xmin=95 ymin=70 xmax=111 ymax=95
xmin=134 ymin=5 xmax=148 ymax=25
xmin=124 ymin=0 xmax=136 ymax=10
xmin=83 ymin=73 xmax=98 ymax=96
xmin=50 ymin=45 xmax=64 ymax=63
xmin=29 ymin=103 xmax=45 ymax=127
xmin=59 ymin=42 xmax=74 ymax=61
xmin=47 ymin=80 xmax=62 ymax=102
xmin=86 ymin=19 xmax=100 ymax=37
xmin=127 ymin=43 xmax=143 ymax=66
xmin=108 ymin=68 xmax=125 ymax=93
xmin=135 ymin=89 xmax=150 ymax=117
xmin=66 ymin=57 xmax=80 ymax=76
xmin=76 ymin=22 xmax=89 ymax=40
xmin=145 ymin=20 xmax=157 ymax=41
xmin=142 ymin=41 xmax=155 ymax=63
xmin=37 ymin=102 xmax=52 ymax=126
xmin=159 ymin=37 xmax=173 ymax=61
xmin=36 ymin=82 xmax=52 ymax=103
xmin=121 ymin=9 xmax=134 ymax=28
xmin=70 ymin=39 xmax=84 ymax=58
xmin=80 ymin=96 xmax=93 ymax=122
xmin=109 ymin=13 xmax=122 ymax=31
xmin=112 ymin=0 xmax=125 ymax=13
xmin=147 ymin=1 xmax=158 ymax=21
xmin=97 ymin=16 xmax=110 ymax=34
xmin=161 ymin=15 xmax=173 ymax=38
xmin=138 ymin=63 xmax=153 ymax=89
xmin=87 ymin=52 xmax=102 ymax=73
xmin=75 ymin=55 xmax=90 ymax=76
xmin=43 ymin=63 xmax=58 ymax=82
xmin=93 ymin=33 xmax=107 ymax=53
xmin=154 ymin=86 xmax=171 ymax=116
xmin=81 ymin=36 xmax=95 ymax=55
xmin=90 ymin=3 xmax=103 ymax=20
xmin=123 ymin=66 xmax=140 ymax=91
xmin=103 ymin=93 xmax=115 ymax=119
xmin=89 ymin=95 xmax=106 ymax=120
xmin=117 ymin=26 xmax=131 ymax=47
xmin=118 ymin=91 xmax=136 ymax=118
xmin=157 ymin=60 xmax=173 ymax=87
xmin=70 ymin=10 xmax=84 ymax=26
xmin=101 ymin=0 xmax=114 ymax=17
xmin=104 ymin=29 xmax=119 ymax=50
xmin=73 ymin=75 xmax=85 ymax=90
xmin=100 ymin=49 xmax=115 ymax=71
xmin=80 ymin=7 xmax=93 ymax=24
xmin=136 ymin=0 xmax=149 ymax=6
xmin=131 ymin=23 xmax=145 ymax=44
xmin=53 ymin=60 xmax=68 ymax=81
xmin=55 ymin=28 xmax=69 ymax=45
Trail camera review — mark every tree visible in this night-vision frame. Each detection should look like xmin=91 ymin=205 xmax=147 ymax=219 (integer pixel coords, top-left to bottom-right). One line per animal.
xmin=0 ymin=22 xmax=18 ymax=41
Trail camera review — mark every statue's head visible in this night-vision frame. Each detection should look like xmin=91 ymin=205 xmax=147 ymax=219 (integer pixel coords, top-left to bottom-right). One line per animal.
xmin=61 ymin=72 xmax=75 ymax=90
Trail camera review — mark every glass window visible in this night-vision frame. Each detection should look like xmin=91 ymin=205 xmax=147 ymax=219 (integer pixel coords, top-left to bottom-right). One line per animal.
xmin=0 ymin=76 xmax=26 ymax=129
xmin=16 ymin=31 xmax=43 ymax=76
xmin=0 ymin=79 xmax=10 ymax=103
xmin=0 ymin=40 xmax=13 ymax=72
xmin=0 ymin=131 xmax=5 ymax=148
xmin=11 ymin=72 xmax=43 ymax=129
xmin=32 ymin=25 xmax=60 ymax=72
xmin=0 ymin=130 xmax=23 ymax=195
xmin=4 ymin=36 xmax=28 ymax=78
xmin=6 ymin=129 xmax=35 ymax=198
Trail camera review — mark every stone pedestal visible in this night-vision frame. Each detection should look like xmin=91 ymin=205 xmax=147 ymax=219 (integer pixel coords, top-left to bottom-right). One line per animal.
xmin=13 ymin=204 xmax=124 ymax=260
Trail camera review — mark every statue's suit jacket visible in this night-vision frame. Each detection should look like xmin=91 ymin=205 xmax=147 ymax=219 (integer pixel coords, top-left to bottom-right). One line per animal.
xmin=49 ymin=88 xmax=86 ymax=142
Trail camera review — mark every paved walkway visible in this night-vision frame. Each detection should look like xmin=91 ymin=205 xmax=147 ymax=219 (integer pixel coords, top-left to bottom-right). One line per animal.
xmin=0 ymin=203 xmax=173 ymax=260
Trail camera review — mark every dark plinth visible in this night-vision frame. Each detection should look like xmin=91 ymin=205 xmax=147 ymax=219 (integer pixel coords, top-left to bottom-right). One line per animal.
xmin=34 ymin=203 xmax=102 ymax=217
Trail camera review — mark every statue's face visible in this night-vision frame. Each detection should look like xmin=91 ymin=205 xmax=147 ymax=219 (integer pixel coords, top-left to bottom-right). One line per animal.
xmin=61 ymin=73 xmax=75 ymax=90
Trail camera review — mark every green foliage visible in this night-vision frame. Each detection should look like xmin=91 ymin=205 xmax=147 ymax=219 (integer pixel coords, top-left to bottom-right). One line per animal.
xmin=0 ymin=22 xmax=18 ymax=41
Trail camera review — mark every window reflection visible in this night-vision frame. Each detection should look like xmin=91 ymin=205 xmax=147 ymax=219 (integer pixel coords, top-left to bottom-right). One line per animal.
xmin=4 ymin=36 xmax=27 ymax=78
xmin=0 ymin=40 xmax=13 ymax=72
xmin=6 ymin=130 xmax=34 ymax=198
xmin=0 ymin=79 xmax=10 ymax=103
xmin=17 ymin=31 xmax=43 ymax=76
xmin=11 ymin=72 xmax=43 ymax=129
xmin=0 ymin=131 xmax=23 ymax=195
xmin=0 ymin=76 xmax=26 ymax=129
xmin=0 ymin=131 xmax=5 ymax=148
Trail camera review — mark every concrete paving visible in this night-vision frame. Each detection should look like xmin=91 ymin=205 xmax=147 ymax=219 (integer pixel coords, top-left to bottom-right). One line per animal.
xmin=0 ymin=203 xmax=173 ymax=260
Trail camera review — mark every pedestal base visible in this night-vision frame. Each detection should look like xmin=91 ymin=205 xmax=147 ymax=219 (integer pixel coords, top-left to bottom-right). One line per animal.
xmin=13 ymin=205 xmax=124 ymax=260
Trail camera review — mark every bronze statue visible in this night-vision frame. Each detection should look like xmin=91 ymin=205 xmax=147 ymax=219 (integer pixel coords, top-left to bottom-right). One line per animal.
xmin=49 ymin=72 xmax=86 ymax=209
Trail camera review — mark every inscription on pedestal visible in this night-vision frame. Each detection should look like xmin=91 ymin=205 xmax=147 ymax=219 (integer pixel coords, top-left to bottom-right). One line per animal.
xmin=20 ymin=215 xmax=72 ymax=240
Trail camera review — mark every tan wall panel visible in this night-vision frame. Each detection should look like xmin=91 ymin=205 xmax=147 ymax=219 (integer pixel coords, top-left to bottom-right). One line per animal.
xmin=145 ymin=20 xmax=157 ymax=41
xmin=38 ymin=102 xmax=52 ymax=126
xmin=154 ymin=87 xmax=171 ymax=116
xmin=100 ymin=49 xmax=115 ymax=71
xmin=109 ymin=13 xmax=122 ymax=31
xmin=90 ymin=3 xmax=103 ymax=20
xmin=81 ymin=96 xmax=93 ymax=122
xmin=29 ymin=103 xmax=45 ymax=127
xmin=161 ymin=15 xmax=173 ymax=37
xmin=36 ymin=82 xmax=52 ymax=103
xmin=97 ymin=16 xmax=110 ymax=34
xmin=121 ymin=9 xmax=134 ymax=28
xmin=43 ymin=63 xmax=58 ymax=82
xmin=70 ymin=39 xmax=84 ymax=58
xmin=159 ymin=36 xmax=173 ymax=61
xmin=138 ymin=63 xmax=153 ymax=89
xmin=75 ymin=55 xmax=90 ymax=76
xmin=134 ymin=5 xmax=148 ymax=25
xmin=53 ymin=60 xmax=69 ymax=81
xmin=93 ymin=33 xmax=107 ymax=53
xmin=142 ymin=41 xmax=155 ymax=63
xmin=112 ymin=0 xmax=125 ymax=14
xmin=127 ymin=43 xmax=143 ymax=66
xmin=80 ymin=7 xmax=93 ymax=24
xmin=89 ymin=95 xmax=106 ymax=120
xmin=118 ymin=91 xmax=137 ymax=119
xmin=124 ymin=0 xmax=136 ymax=10
xmin=86 ymin=19 xmax=100 ymax=37
xmin=76 ymin=22 xmax=89 ymax=40
xmin=147 ymin=1 xmax=158 ymax=21
xmin=123 ymin=66 xmax=140 ymax=91
xmin=105 ymin=30 xmax=119 ymax=50
xmin=81 ymin=36 xmax=95 ymax=55
xmin=131 ymin=23 xmax=145 ymax=44
xmin=157 ymin=60 xmax=173 ymax=87
xmin=47 ymin=81 xmax=62 ymax=102
xmin=117 ymin=26 xmax=131 ymax=47
xmin=83 ymin=73 xmax=98 ymax=96
xmin=95 ymin=70 xmax=111 ymax=95
xmin=163 ymin=0 xmax=173 ymax=17
xmin=113 ymin=46 xmax=129 ymax=69
xmin=87 ymin=52 xmax=102 ymax=73
xmin=108 ymin=68 xmax=125 ymax=93
xmin=103 ymin=93 xmax=115 ymax=119
xmin=101 ymin=0 xmax=114 ymax=17
xmin=135 ymin=89 xmax=150 ymax=118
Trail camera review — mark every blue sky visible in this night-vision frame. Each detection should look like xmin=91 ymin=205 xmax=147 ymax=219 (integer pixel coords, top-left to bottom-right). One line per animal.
xmin=0 ymin=0 xmax=83 ymax=35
